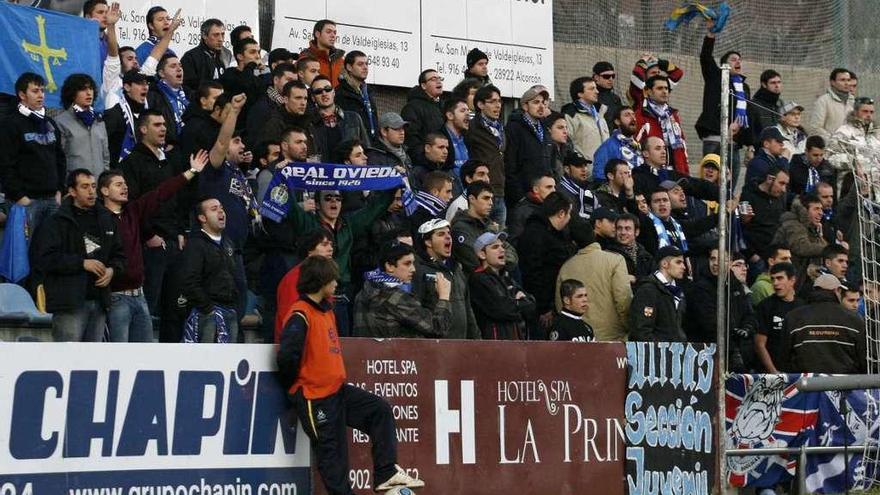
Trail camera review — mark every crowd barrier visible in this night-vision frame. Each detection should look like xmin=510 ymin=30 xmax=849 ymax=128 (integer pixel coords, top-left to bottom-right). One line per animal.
xmin=0 ymin=340 xmax=870 ymax=494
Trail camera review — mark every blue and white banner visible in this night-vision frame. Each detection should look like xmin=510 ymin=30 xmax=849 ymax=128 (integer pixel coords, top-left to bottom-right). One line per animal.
xmin=0 ymin=343 xmax=310 ymax=495
xmin=726 ymin=374 xmax=880 ymax=494
xmin=260 ymin=162 xmax=405 ymax=222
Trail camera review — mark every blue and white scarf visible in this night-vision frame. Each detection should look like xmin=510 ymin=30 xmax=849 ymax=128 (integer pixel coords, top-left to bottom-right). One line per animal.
xmin=73 ymin=104 xmax=98 ymax=128
xmin=361 ymin=83 xmax=378 ymax=137
xmin=522 ymin=113 xmax=545 ymax=142
xmin=118 ymin=96 xmax=145 ymax=162
xmin=407 ymin=190 xmax=448 ymax=218
xmin=806 ymin=167 xmax=820 ymax=192
xmin=576 ymin=100 xmax=603 ymax=132
xmin=448 ymin=128 xmax=469 ymax=175
xmin=648 ymin=211 xmax=688 ymax=252
xmin=182 ymin=305 xmax=234 ymax=343
xmin=560 ymin=175 xmax=597 ymax=219
xmin=365 ymin=268 xmax=412 ymax=293
xmin=655 ymin=271 xmax=684 ymax=308
xmin=481 ymin=113 xmax=504 ymax=148
xmin=646 ymin=99 xmax=684 ymax=150
xmin=731 ymin=74 xmax=749 ymax=128
xmin=157 ymin=79 xmax=189 ymax=134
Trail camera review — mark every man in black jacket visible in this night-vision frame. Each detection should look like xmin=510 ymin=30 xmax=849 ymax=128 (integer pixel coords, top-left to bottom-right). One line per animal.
xmin=311 ymin=74 xmax=370 ymax=162
xmin=401 ymin=69 xmax=444 ymax=159
xmin=470 ymin=232 xmax=535 ymax=340
xmin=504 ymin=86 xmax=553 ymax=206
xmin=246 ymin=63 xmax=297 ymax=147
xmin=0 ymin=73 xmax=66 ymax=234
xmin=262 ymin=81 xmax=316 ymax=154
xmin=31 ymin=169 xmax=125 ymax=342
xmin=748 ymin=70 xmax=783 ymax=142
xmin=630 ymin=246 xmax=687 ymax=342
xmin=741 ymin=166 xmax=789 ymax=262
xmin=104 ymin=71 xmax=150 ymax=168
xmin=789 ymin=136 xmax=836 ymax=197
xmin=181 ymin=19 xmax=228 ymax=93
xmin=550 ymin=279 xmax=595 ymax=342
xmin=180 ymin=83 xmax=225 ymax=157
xmin=147 ymin=54 xmax=190 ymax=146
xmin=181 ymin=197 xmax=240 ymax=343
xmin=366 ymin=112 xmax=412 ymax=170
xmin=466 ymin=85 xmax=507 ymax=226
xmin=119 ymin=109 xmax=186 ymax=318
xmin=411 ymin=133 xmax=454 ymax=189
xmin=781 ymin=273 xmax=866 ymax=373
xmin=592 ymin=61 xmax=624 ymax=128
xmin=508 ymin=174 xmax=556 ymax=244
xmin=336 ymin=50 xmax=379 ymax=139
xmin=220 ymin=37 xmax=264 ymax=135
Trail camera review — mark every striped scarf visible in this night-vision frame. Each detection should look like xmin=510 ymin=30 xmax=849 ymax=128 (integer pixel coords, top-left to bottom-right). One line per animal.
xmin=646 ymin=99 xmax=684 ymax=150
xmin=182 ymin=305 xmax=233 ymax=343
xmin=806 ymin=167 xmax=820 ymax=192
xmin=481 ymin=114 xmax=504 ymax=148
xmin=522 ymin=113 xmax=544 ymax=142
xmin=119 ymin=96 xmax=146 ymax=162
xmin=157 ymin=79 xmax=189 ymax=134
xmin=655 ymin=271 xmax=684 ymax=308
xmin=365 ymin=268 xmax=412 ymax=293
xmin=560 ymin=175 xmax=596 ymax=219
xmin=648 ymin=212 xmax=688 ymax=252
xmin=731 ymin=74 xmax=749 ymax=128
xmin=408 ymin=190 xmax=448 ymax=217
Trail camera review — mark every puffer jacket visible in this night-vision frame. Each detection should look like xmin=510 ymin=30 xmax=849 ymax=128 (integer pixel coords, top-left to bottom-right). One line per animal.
xmin=771 ymin=199 xmax=827 ymax=279
xmin=561 ymin=101 xmax=610 ymax=163
xmin=299 ymin=41 xmax=345 ymax=87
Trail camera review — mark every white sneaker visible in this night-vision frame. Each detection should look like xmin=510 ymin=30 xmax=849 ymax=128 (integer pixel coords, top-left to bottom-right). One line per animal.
xmin=375 ymin=465 xmax=425 ymax=491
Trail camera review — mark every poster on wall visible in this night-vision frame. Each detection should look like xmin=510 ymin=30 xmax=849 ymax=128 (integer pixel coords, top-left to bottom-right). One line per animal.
xmin=320 ymin=339 xmax=628 ymax=495
xmin=111 ymin=0 xmax=259 ymax=58
xmin=420 ymin=0 xmax=555 ymax=97
xmin=0 ymin=344 xmax=310 ymax=495
xmin=625 ymin=342 xmax=718 ymax=495
xmin=271 ymin=0 xmax=421 ymax=87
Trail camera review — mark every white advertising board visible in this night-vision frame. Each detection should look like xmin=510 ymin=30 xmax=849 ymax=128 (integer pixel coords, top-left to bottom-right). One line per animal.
xmin=112 ymin=0 xmax=260 ymax=57
xmin=421 ymin=0 xmax=555 ymax=97
xmin=0 ymin=343 xmax=309 ymax=495
xmin=271 ymin=0 xmax=421 ymax=87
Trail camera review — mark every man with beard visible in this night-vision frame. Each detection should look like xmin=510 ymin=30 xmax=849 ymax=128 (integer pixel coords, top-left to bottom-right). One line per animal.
xmin=594 ymin=159 xmax=636 ymax=214
xmin=440 ymin=97 xmax=471 ymax=191
xmin=592 ymin=106 xmax=644 ymax=183
xmin=310 ymin=74 xmax=369 ymax=162
xmin=412 ymin=219 xmax=479 ymax=339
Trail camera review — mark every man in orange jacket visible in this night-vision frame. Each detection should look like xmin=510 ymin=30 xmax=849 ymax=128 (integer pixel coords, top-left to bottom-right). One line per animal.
xmin=277 ymin=257 xmax=424 ymax=495
xmin=299 ymin=19 xmax=345 ymax=88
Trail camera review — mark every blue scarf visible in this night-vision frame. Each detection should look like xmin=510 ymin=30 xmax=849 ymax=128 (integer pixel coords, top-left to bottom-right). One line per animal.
xmin=613 ymin=130 xmax=644 ymax=169
xmin=806 ymin=167 xmax=820 ymax=192
xmin=646 ymin=99 xmax=684 ymax=150
xmin=731 ymin=211 xmax=748 ymax=252
xmin=648 ymin=212 xmax=688 ymax=252
xmin=523 ymin=113 xmax=545 ymax=142
xmin=118 ymin=96 xmax=144 ymax=162
xmin=481 ymin=113 xmax=504 ymax=148
xmin=823 ymin=208 xmax=834 ymax=222
xmin=73 ymin=104 xmax=97 ymax=128
xmin=365 ymin=268 xmax=412 ymax=293
xmin=157 ymin=80 xmax=189 ymax=134
xmin=576 ymin=100 xmax=603 ymax=131
xmin=360 ymin=83 xmax=378 ymax=137
xmin=408 ymin=190 xmax=448 ymax=218
xmin=182 ymin=305 xmax=233 ymax=343
xmin=731 ymin=74 xmax=749 ymax=128
xmin=448 ymin=127 xmax=469 ymax=175
xmin=656 ymin=271 xmax=684 ymax=307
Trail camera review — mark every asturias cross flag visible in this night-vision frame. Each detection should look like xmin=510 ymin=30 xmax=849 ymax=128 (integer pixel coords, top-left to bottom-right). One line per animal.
xmin=0 ymin=2 xmax=101 ymax=108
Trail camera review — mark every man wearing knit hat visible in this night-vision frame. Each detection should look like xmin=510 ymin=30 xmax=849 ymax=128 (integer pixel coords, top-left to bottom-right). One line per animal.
xmin=464 ymin=47 xmax=492 ymax=86
xmin=592 ymin=61 xmax=623 ymax=127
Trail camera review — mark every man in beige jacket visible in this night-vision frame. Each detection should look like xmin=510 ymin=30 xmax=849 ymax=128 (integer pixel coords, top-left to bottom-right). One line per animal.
xmin=809 ymin=68 xmax=855 ymax=140
xmin=555 ymin=241 xmax=632 ymax=341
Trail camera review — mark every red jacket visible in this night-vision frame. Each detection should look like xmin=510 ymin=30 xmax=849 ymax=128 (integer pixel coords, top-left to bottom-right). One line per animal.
xmin=628 ymin=58 xmax=684 ymax=109
xmin=275 ymin=263 xmax=302 ymax=343
xmin=635 ymin=102 xmax=690 ymax=176
xmin=299 ymin=41 xmax=345 ymax=87
xmin=109 ymin=174 xmax=188 ymax=291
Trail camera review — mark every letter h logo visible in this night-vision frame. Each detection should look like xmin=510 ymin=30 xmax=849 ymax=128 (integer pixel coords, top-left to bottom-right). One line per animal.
xmin=434 ymin=380 xmax=476 ymax=464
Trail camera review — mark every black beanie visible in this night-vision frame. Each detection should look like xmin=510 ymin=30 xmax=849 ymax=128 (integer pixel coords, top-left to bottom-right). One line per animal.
xmin=592 ymin=61 xmax=614 ymax=75
xmin=467 ymin=47 xmax=489 ymax=68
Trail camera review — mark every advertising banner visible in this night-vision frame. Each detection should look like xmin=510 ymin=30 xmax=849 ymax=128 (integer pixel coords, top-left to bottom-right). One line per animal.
xmin=420 ymin=0 xmax=555 ymax=97
xmin=327 ymin=339 xmax=627 ymax=495
xmin=0 ymin=343 xmax=310 ymax=495
xmin=112 ymin=0 xmax=259 ymax=59
xmin=271 ymin=0 xmax=421 ymax=88
xmin=625 ymin=342 xmax=718 ymax=495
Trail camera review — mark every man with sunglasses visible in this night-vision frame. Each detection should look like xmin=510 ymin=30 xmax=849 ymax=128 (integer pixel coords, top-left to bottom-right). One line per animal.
xmin=592 ymin=61 xmax=624 ymax=128
xmin=310 ymin=75 xmax=370 ymax=163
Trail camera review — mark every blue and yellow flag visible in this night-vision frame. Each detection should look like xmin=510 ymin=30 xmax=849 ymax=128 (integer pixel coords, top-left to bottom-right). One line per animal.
xmin=665 ymin=2 xmax=731 ymax=33
xmin=0 ymin=2 xmax=101 ymax=109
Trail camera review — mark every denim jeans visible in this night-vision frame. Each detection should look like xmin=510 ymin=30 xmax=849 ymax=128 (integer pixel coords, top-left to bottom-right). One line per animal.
xmin=25 ymin=197 xmax=59 ymax=237
xmin=108 ymin=292 xmax=154 ymax=342
xmin=197 ymin=306 xmax=239 ymax=343
xmin=52 ymin=300 xmax=106 ymax=342
xmin=490 ymin=199 xmax=507 ymax=229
